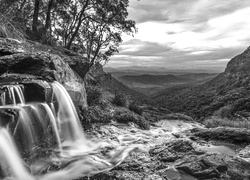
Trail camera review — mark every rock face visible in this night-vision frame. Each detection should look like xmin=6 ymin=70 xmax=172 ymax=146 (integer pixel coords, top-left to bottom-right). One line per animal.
xmin=225 ymin=47 xmax=250 ymax=79
xmin=0 ymin=39 xmax=87 ymax=107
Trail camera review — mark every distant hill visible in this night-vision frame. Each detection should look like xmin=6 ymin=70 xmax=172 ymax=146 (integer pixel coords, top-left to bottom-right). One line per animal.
xmin=120 ymin=74 xmax=187 ymax=85
xmin=177 ymin=73 xmax=218 ymax=81
xmin=119 ymin=73 xmax=216 ymax=85
xmin=87 ymin=64 xmax=148 ymax=102
xmin=152 ymin=47 xmax=250 ymax=120
xmin=101 ymin=75 xmax=148 ymax=101
xmin=115 ymin=73 xmax=217 ymax=96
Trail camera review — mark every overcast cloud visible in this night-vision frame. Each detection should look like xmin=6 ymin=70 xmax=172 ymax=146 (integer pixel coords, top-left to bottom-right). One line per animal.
xmin=107 ymin=0 xmax=250 ymax=72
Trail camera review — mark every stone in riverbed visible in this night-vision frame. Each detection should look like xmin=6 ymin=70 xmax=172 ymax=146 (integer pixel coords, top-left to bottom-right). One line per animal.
xmin=0 ymin=107 xmax=19 ymax=128
xmin=175 ymin=153 xmax=250 ymax=180
xmin=238 ymin=145 xmax=250 ymax=158
xmin=149 ymin=139 xmax=195 ymax=163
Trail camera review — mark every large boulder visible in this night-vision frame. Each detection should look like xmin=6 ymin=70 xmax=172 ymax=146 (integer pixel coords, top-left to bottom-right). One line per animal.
xmin=0 ymin=39 xmax=87 ymax=107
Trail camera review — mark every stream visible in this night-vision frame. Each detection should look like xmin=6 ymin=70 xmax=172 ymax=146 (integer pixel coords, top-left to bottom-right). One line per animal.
xmin=0 ymin=83 xmax=240 ymax=179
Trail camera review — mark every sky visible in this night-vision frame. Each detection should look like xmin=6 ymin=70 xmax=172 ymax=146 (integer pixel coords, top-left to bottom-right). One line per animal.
xmin=106 ymin=0 xmax=250 ymax=72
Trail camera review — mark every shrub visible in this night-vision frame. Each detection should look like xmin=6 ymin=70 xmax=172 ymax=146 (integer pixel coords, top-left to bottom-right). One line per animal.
xmin=78 ymin=106 xmax=112 ymax=130
xmin=213 ymin=105 xmax=234 ymax=119
xmin=129 ymin=101 xmax=143 ymax=115
xmin=112 ymin=92 xmax=127 ymax=107
xmin=114 ymin=110 xmax=150 ymax=130
xmin=86 ymin=86 xmax=102 ymax=106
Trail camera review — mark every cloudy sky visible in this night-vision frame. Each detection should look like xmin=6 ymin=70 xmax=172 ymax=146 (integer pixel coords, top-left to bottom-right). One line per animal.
xmin=107 ymin=0 xmax=250 ymax=72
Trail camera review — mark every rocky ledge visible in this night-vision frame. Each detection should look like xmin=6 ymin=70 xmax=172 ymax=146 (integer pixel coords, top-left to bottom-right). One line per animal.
xmin=0 ymin=38 xmax=87 ymax=107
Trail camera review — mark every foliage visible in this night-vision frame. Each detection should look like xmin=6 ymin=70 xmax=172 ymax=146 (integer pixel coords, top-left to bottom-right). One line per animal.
xmin=204 ymin=116 xmax=250 ymax=129
xmin=152 ymin=75 xmax=250 ymax=120
xmin=0 ymin=14 xmax=26 ymax=41
xmin=213 ymin=105 xmax=234 ymax=119
xmin=129 ymin=101 xmax=143 ymax=115
xmin=86 ymin=85 xmax=102 ymax=106
xmin=114 ymin=109 xmax=150 ymax=130
xmin=112 ymin=92 xmax=127 ymax=107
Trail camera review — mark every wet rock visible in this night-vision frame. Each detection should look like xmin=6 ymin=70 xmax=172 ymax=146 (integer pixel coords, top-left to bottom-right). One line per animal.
xmin=85 ymin=171 xmax=146 ymax=180
xmin=192 ymin=127 xmax=250 ymax=143
xmin=176 ymin=155 xmax=226 ymax=179
xmin=175 ymin=153 xmax=250 ymax=180
xmin=238 ymin=145 xmax=250 ymax=158
xmin=158 ymin=167 xmax=182 ymax=180
xmin=149 ymin=139 xmax=194 ymax=163
xmin=0 ymin=107 xmax=19 ymax=128
xmin=158 ymin=167 xmax=197 ymax=180
xmin=22 ymin=80 xmax=52 ymax=103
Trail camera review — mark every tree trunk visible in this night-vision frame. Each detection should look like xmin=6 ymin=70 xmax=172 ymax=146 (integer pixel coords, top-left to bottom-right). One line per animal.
xmin=32 ymin=0 xmax=40 ymax=32
xmin=45 ymin=0 xmax=54 ymax=33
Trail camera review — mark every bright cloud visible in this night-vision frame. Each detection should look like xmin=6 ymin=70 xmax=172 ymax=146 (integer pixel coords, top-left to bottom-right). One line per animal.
xmin=108 ymin=0 xmax=250 ymax=72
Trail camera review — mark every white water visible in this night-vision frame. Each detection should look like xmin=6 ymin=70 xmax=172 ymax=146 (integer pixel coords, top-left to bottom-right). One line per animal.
xmin=1 ymin=85 xmax=25 ymax=105
xmin=51 ymin=82 xmax=85 ymax=142
xmin=40 ymin=103 xmax=62 ymax=152
xmin=0 ymin=81 xmax=140 ymax=180
xmin=0 ymin=128 xmax=33 ymax=180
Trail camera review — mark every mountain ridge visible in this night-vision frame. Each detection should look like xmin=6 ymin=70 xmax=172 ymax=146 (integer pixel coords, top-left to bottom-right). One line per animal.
xmin=152 ymin=46 xmax=250 ymax=120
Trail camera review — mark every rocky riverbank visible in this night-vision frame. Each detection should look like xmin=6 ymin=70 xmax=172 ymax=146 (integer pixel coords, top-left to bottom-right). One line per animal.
xmin=83 ymin=120 xmax=250 ymax=180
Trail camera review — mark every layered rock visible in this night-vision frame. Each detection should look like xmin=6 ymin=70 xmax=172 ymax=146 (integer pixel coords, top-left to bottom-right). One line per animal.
xmin=0 ymin=38 xmax=87 ymax=107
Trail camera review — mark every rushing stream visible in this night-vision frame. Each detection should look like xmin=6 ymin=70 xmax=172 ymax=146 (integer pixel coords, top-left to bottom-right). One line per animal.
xmin=0 ymin=82 xmax=140 ymax=180
xmin=0 ymin=81 xmax=239 ymax=180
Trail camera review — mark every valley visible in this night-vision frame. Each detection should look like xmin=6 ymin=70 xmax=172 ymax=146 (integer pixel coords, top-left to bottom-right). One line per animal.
xmin=106 ymin=70 xmax=218 ymax=96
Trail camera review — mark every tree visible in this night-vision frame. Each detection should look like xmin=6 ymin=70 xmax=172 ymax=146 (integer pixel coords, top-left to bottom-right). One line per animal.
xmin=52 ymin=0 xmax=136 ymax=77
xmin=71 ymin=0 xmax=136 ymax=77
xmin=1 ymin=0 xmax=137 ymax=77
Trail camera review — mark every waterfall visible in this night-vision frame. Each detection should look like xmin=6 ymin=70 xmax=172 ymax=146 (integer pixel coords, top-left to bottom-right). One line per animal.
xmin=1 ymin=84 xmax=25 ymax=105
xmin=50 ymin=81 xmax=85 ymax=142
xmin=0 ymin=128 xmax=33 ymax=180
xmin=0 ymin=81 xmax=139 ymax=180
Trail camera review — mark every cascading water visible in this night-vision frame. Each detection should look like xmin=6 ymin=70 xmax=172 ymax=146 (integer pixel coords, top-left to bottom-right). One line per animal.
xmin=0 ymin=128 xmax=33 ymax=180
xmin=0 ymin=81 xmax=140 ymax=180
xmin=0 ymin=84 xmax=25 ymax=105
xmin=50 ymin=81 xmax=85 ymax=142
